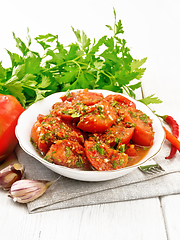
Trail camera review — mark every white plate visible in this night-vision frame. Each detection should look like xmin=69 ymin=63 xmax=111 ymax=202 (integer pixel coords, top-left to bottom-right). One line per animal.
xmin=15 ymin=89 xmax=165 ymax=182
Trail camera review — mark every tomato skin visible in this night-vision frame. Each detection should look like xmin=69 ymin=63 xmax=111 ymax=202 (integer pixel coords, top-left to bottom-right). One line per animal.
xmin=52 ymin=101 xmax=79 ymax=122
xmin=31 ymin=114 xmax=84 ymax=155
xmin=45 ymin=140 xmax=92 ymax=170
xmin=77 ymin=100 xmax=117 ymax=133
xmin=60 ymin=89 xmax=103 ymax=106
xmin=104 ymin=94 xmax=136 ymax=109
xmin=0 ymin=94 xmax=24 ymax=162
xmin=104 ymin=125 xmax=134 ymax=147
xmin=89 ymin=125 xmax=134 ymax=148
xmin=31 ymin=121 xmax=54 ymax=155
xmin=84 ymin=141 xmax=128 ymax=171
xmin=52 ymin=101 xmax=95 ymax=122
xmin=31 ymin=120 xmax=41 ymax=146
xmin=60 ymin=91 xmax=76 ymax=102
xmin=132 ymin=123 xmax=154 ymax=146
xmin=124 ymin=109 xmax=154 ymax=146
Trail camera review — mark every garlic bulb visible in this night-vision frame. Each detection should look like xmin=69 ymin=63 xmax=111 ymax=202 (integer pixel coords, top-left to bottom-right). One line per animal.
xmin=0 ymin=163 xmax=24 ymax=190
xmin=8 ymin=178 xmax=59 ymax=203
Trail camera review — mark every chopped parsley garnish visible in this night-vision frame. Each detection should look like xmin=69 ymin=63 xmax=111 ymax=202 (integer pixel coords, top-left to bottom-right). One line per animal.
xmin=118 ymin=144 xmax=125 ymax=153
xmin=111 ymin=101 xmax=117 ymax=107
xmin=71 ymin=112 xmax=81 ymax=118
xmin=139 ymin=114 xmax=148 ymax=122
xmin=93 ymin=142 xmax=105 ymax=156
xmin=65 ymin=146 xmax=71 ymax=158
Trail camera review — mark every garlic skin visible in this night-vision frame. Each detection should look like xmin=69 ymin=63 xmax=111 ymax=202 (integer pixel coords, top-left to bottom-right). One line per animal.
xmin=0 ymin=163 xmax=24 ymax=190
xmin=8 ymin=178 xmax=58 ymax=203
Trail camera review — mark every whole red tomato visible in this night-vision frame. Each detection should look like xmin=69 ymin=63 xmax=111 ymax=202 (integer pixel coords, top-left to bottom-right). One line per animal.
xmin=0 ymin=94 xmax=24 ymax=163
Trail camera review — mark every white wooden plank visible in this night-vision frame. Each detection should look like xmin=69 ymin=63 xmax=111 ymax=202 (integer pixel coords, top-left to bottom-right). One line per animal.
xmin=0 ymin=194 xmax=167 ymax=240
xmin=161 ymin=195 xmax=180 ymax=240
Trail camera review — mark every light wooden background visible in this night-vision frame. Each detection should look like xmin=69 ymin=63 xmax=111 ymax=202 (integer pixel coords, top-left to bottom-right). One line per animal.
xmin=0 ymin=0 xmax=180 ymax=239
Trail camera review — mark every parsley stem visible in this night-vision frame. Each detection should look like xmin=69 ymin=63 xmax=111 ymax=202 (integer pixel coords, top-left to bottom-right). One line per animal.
xmin=122 ymin=85 xmax=132 ymax=97
xmin=70 ymin=59 xmax=81 ymax=70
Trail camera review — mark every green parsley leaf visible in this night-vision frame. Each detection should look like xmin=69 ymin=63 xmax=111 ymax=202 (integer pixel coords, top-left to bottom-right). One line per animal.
xmin=131 ymin=58 xmax=147 ymax=72
xmin=105 ymin=25 xmax=113 ymax=31
xmin=139 ymin=94 xmax=163 ymax=105
xmin=71 ymin=27 xmax=81 ymax=43
xmin=6 ymin=50 xmax=24 ymax=68
xmin=35 ymin=33 xmax=58 ymax=43
xmin=115 ymin=20 xmax=124 ymax=35
xmin=12 ymin=32 xmax=29 ymax=56
xmin=37 ymin=75 xmax=51 ymax=89
xmin=59 ymin=69 xmax=78 ymax=83
xmin=4 ymin=77 xmax=26 ymax=106
xmin=25 ymin=54 xmax=41 ymax=74
xmin=128 ymin=82 xmax=142 ymax=91
xmin=0 ymin=62 xmax=6 ymax=79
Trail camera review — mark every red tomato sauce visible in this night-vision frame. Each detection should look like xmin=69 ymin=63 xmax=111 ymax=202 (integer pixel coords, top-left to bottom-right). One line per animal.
xmin=31 ymin=89 xmax=154 ymax=171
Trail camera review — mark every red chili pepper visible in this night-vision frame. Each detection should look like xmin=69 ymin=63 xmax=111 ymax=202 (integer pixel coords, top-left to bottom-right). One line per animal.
xmin=157 ymin=114 xmax=179 ymax=159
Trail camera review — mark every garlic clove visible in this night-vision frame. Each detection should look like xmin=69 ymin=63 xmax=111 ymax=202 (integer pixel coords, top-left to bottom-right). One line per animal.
xmin=0 ymin=163 xmax=24 ymax=190
xmin=8 ymin=178 xmax=59 ymax=203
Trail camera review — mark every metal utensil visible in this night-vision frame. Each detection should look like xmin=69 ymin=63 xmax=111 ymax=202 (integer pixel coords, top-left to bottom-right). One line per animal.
xmin=139 ymin=159 xmax=165 ymax=174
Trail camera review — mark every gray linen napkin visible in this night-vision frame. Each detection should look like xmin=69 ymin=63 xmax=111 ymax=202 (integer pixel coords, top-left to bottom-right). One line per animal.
xmin=15 ymin=140 xmax=180 ymax=214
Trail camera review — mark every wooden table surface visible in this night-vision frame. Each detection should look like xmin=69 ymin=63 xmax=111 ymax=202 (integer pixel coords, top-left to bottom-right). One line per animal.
xmin=0 ymin=1 xmax=180 ymax=239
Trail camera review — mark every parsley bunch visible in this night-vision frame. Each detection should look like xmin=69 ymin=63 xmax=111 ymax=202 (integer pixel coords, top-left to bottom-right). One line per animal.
xmin=0 ymin=8 xmax=161 ymax=107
